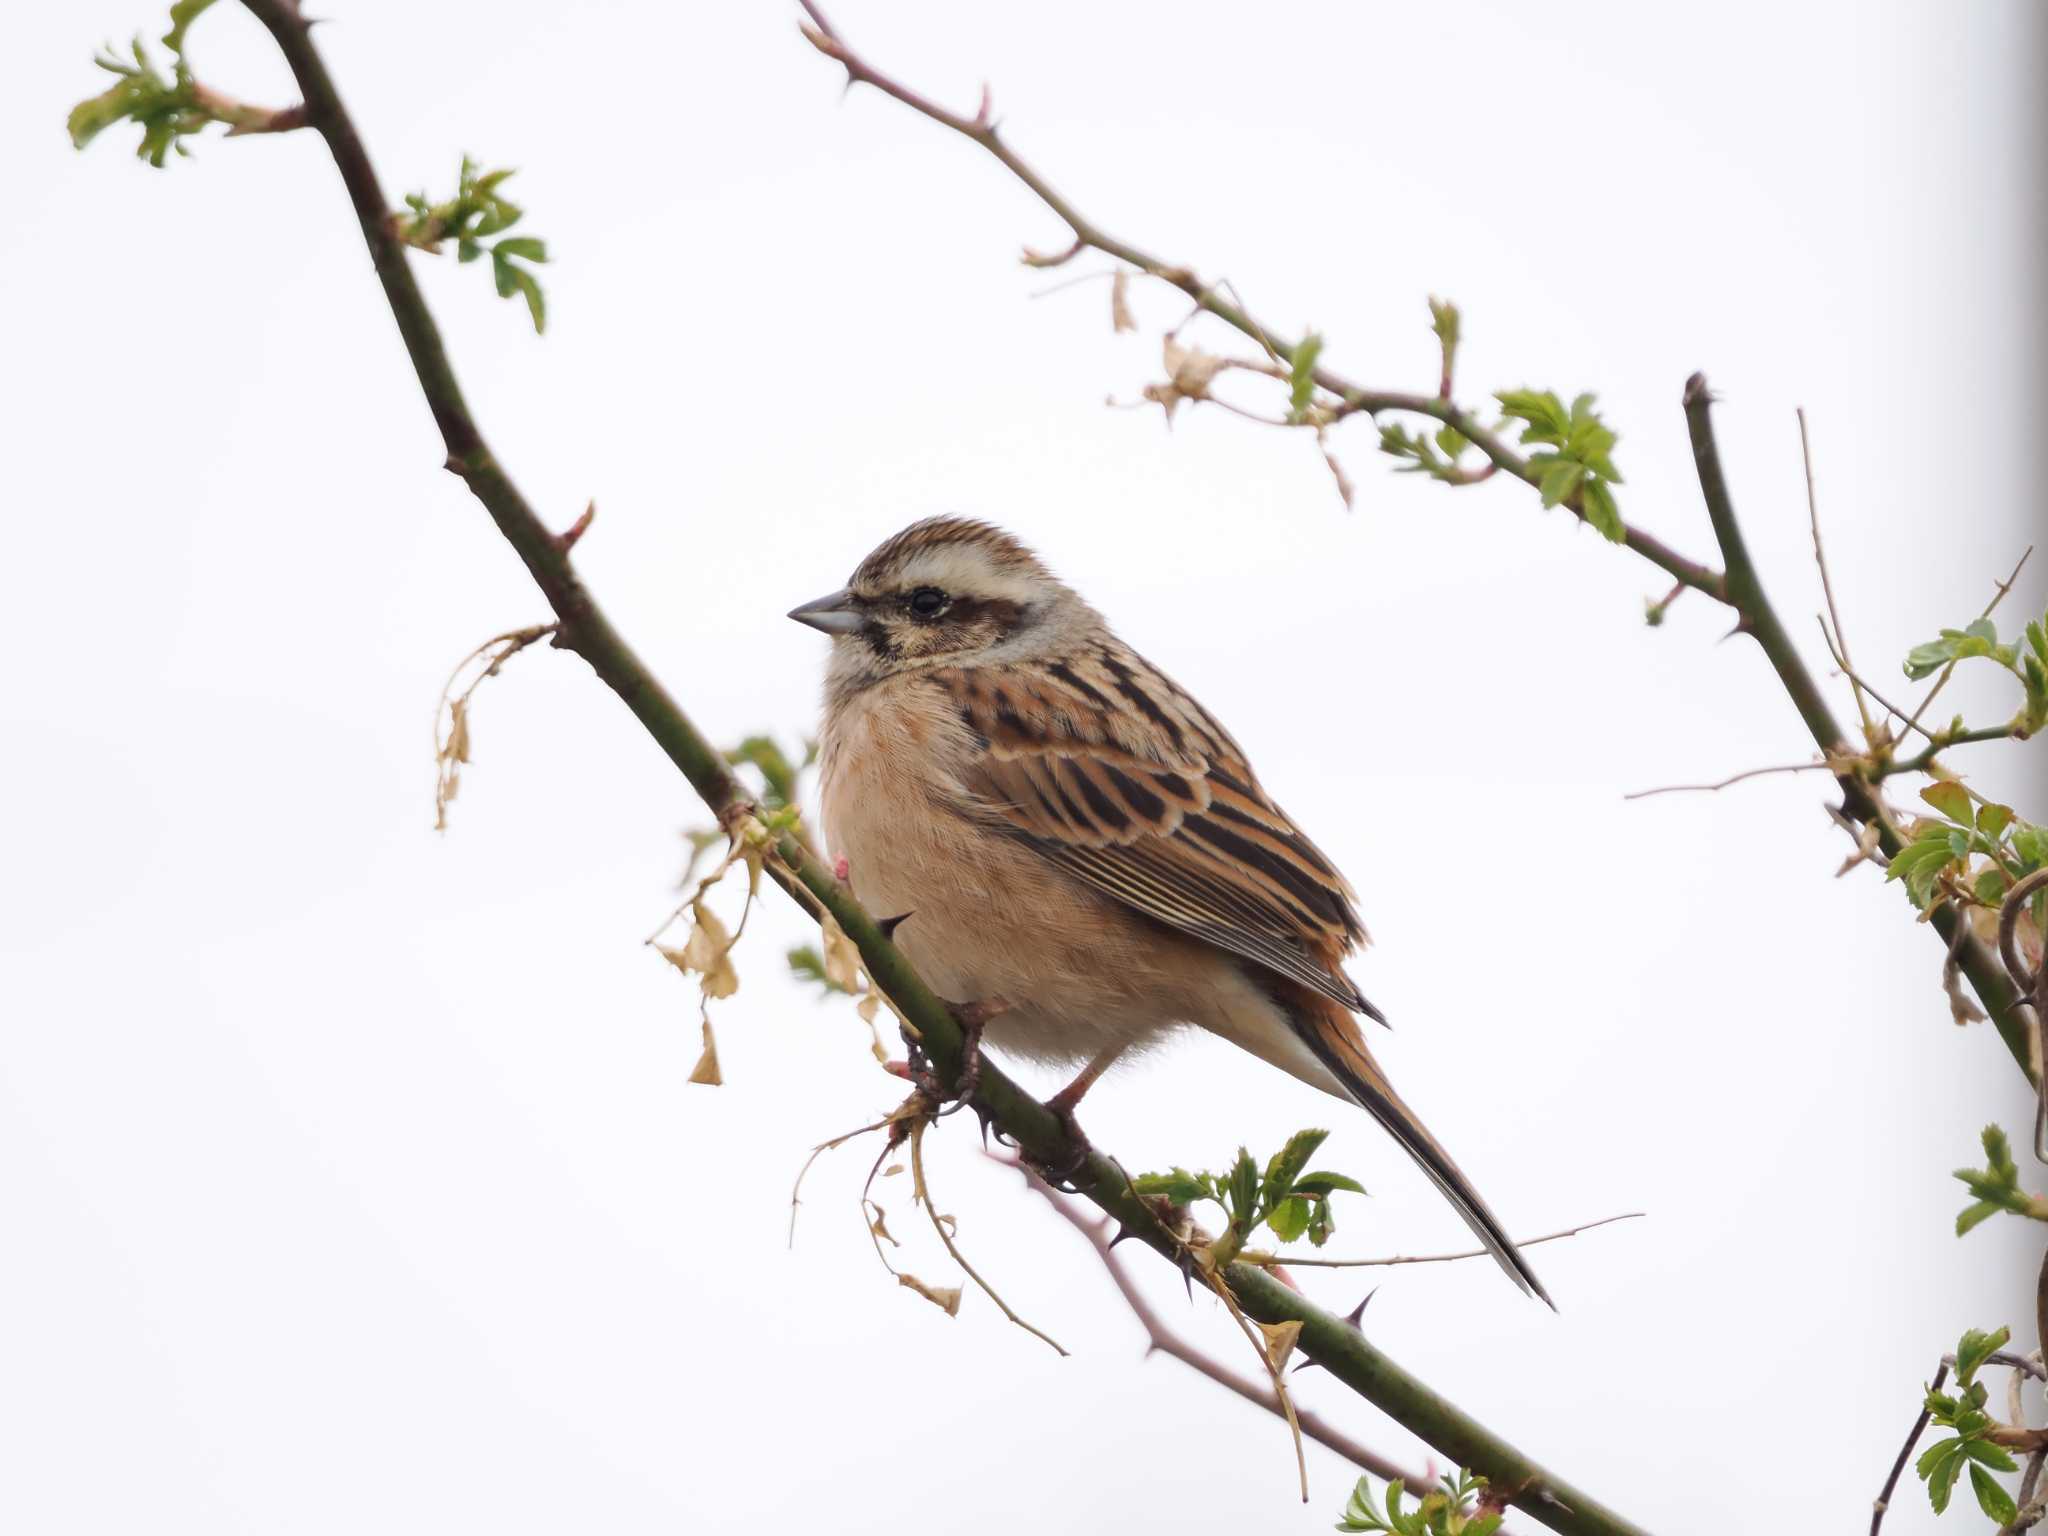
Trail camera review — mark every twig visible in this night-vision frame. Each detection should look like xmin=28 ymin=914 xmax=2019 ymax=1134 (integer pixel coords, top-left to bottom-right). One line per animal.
xmin=2000 ymin=870 xmax=2048 ymax=1158
xmin=1014 ymin=1155 xmax=1427 ymax=1484
xmin=1245 ymin=1212 xmax=1645 ymax=1269
xmin=2005 ymin=1450 xmax=2047 ymax=1536
xmin=1798 ymin=408 xmax=1875 ymax=744
xmin=1623 ymin=765 xmax=1832 ymax=801
xmin=908 ymin=1117 xmax=1069 ymax=1356
xmin=1872 ymin=1361 xmax=1947 ymax=1536
xmin=788 ymin=1114 xmax=897 ymax=1247
xmin=793 ymin=0 xmax=1725 ymax=602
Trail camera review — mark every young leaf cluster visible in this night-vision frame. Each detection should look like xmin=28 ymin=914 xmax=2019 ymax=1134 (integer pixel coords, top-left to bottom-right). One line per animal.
xmin=1287 ymin=333 xmax=1326 ymax=424
xmin=1885 ymin=782 xmax=2048 ymax=916
xmin=68 ymin=38 xmax=210 ymax=167
xmin=1955 ymin=1125 xmax=2048 ymax=1234
xmin=1495 ymin=389 xmax=1625 ymax=541
xmin=1917 ymin=1326 xmax=2021 ymax=1521
xmin=1336 ymin=1470 xmax=1500 ymax=1536
xmin=1902 ymin=599 xmax=2048 ymax=737
xmin=1378 ymin=421 xmax=1480 ymax=482
xmin=1133 ymin=1129 xmax=1365 ymax=1263
xmin=395 ymin=158 xmax=551 ymax=333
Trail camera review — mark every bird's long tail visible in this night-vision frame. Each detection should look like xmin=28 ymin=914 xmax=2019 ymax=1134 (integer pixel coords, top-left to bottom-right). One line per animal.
xmin=1288 ymin=991 xmax=1553 ymax=1307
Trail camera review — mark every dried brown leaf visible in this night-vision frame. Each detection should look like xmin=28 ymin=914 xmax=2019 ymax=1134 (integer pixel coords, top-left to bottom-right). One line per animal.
xmin=1257 ymin=1318 xmax=1304 ymax=1373
xmin=897 ymin=1272 xmax=962 ymax=1317
xmin=820 ymin=913 xmax=861 ymax=993
xmin=687 ymin=1020 xmax=722 ymax=1086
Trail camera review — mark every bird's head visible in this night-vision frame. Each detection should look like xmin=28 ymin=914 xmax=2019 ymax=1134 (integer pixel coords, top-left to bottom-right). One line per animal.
xmin=789 ymin=517 xmax=1092 ymax=692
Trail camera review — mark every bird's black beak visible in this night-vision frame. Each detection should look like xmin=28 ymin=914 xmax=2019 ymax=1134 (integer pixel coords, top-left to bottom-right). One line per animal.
xmin=787 ymin=589 xmax=863 ymax=636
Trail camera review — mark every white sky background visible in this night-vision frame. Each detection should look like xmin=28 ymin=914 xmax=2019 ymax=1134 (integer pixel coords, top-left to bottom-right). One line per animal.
xmin=3 ymin=2 xmax=2044 ymax=1531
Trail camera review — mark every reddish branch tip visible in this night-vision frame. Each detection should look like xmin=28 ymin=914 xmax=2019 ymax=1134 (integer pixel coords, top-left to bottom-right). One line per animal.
xmin=832 ymin=854 xmax=850 ymax=882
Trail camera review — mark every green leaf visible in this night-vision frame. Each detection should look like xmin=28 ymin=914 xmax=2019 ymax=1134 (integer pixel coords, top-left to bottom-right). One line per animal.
xmin=1536 ymin=458 xmax=1584 ymax=509
xmin=1956 ymin=1199 xmax=2003 ymax=1236
xmin=1978 ymin=803 xmax=2014 ymax=841
xmin=1266 ymin=1195 xmax=1312 ymax=1243
xmin=1885 ymin=839 xmax=1956 ymax=907
xmin=1294 ymin=1170 xmax=1369 ymax=1197
xmin=1289 ymin=332 xmax=1324 ymax=420
xmin=1227 ymin=1147 xmax=1260 ymax=1225
xmin=1919 ymin=781 xmax=1974 ymax=826
xmin=1264 ymin=1128 xmax=1329 ymax=1203
xmin=163 ymin=0 xmax=218 ymax=54
xmin=1964 ymin=1438 xmax=2020 ymax=1474
xmin=1132 ymin=1168 xmax=1209 ymax=1206
xmin=1970 ymin=1463 xmax=2019 ymax=1524
xmin=1920 ymin=1437 xmax=1965 ymax=1513
xmin=1956 ymin=1325 xmax=2011 ymax=1384
xmin=1580 ymin=477 xmax=1624 ymax=542
xmin=1904 ymin=622 xmax=2006 ymax=680
xmin=66 ymin=82 xmax=135 ymax=150
xmin=493 ymin=236 xmax=548 ymax=263
xmin=508 ymin=264 xmax=546 ymax=334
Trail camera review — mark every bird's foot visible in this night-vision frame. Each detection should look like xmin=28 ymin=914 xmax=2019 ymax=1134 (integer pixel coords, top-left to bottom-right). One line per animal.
xmin=901 ymin=995 xmax=1007 ymax=1118
xmin=1028 ymin=1093 xmax=1096 ymax=1192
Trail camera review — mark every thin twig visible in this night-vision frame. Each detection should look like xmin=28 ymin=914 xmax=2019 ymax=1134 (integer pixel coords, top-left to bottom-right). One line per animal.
xmin=793 ymin=0 xmax=1727 ymax=602
xmin=1798 ymin=407 xmax=1876 ymax=744
xmin=1872 ymin=1361 xmax=1947 ymax=1536
xmin=1246 ymin=1212 xmax=1645 ymax=1269
xmin=1623 ymin=765 xmax=1833 ymax=801
xmin=909 ymin=1117 xmax=1068 ymax=1356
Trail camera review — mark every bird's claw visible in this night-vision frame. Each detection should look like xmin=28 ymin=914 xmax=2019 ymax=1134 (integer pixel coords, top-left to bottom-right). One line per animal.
xmin=902 ymin=995 xmax=1006 ymax=1117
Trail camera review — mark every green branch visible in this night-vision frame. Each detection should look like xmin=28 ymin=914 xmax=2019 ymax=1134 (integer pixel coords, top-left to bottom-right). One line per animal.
xmin=56 ymin=4 xmax=1661 ymax=1533
xmin=1680 ymin=380 xmax=2032 ymax=1079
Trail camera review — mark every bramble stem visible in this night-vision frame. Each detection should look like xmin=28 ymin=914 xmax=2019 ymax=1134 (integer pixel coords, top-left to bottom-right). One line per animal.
xmin=216 ymin=4 xmax=1654 ymax=1531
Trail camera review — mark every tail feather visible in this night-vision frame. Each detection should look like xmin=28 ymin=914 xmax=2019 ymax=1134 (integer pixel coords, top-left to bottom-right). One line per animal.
xmin=1290 ymin=992 xmax=1553 ymax=1308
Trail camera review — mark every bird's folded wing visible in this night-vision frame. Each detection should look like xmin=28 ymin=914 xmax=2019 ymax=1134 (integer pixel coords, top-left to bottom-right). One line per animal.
xmin=930 ymin=653 xmax=1372 ymax=1014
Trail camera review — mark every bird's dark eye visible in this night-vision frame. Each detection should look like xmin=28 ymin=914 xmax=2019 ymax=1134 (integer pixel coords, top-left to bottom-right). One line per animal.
xmin=907 ymin=586 xmax=948 ymax=618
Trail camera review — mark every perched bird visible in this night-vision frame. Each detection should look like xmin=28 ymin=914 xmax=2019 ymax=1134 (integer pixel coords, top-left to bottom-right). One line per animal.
xmin=790 ymin=517 xmax=1548 ymax=1303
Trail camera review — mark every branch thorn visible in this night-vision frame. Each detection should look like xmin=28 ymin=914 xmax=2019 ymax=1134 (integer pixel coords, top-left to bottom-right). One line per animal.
xmin=554 ymin=499 xmax=595 ymax=553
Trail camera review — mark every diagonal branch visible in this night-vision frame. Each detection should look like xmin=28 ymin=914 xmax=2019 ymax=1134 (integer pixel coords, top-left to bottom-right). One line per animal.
xmin=216 ymin=4 xmax=1653 ymax=1533
xmin=1011 ymin=1158 xmax=1430 ymax=1490
xmin=1682 ymin=377 xmax=2032 ymax=1079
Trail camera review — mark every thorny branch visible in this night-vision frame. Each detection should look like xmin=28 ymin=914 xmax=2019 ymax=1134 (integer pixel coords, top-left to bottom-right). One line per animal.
xmin=1872 ymin=1362 xmax=1948 ymax=1536
xmin=193 ymin=6 xmax=1653 ymax=1534
xmin=791 ymin=3 xmax=2035 ymax=1086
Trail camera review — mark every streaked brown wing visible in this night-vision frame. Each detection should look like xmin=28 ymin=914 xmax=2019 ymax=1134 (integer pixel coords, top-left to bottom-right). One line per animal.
xmin=930 ymin=645 xmax=1373 ymax=1015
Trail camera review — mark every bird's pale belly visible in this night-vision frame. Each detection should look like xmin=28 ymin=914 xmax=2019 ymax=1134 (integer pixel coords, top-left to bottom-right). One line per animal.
xmin=818 ymin=698 xmax=1185 ymax=1065
xmin=815 ymin=677 xmax=1328 ymax=1085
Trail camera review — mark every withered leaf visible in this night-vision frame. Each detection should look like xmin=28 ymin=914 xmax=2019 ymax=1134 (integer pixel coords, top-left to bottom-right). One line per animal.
xmin=687 ymin=1020 xmax=722 ymax=1086
xmin=1257 ymin=1318 xmax=1304 ymax=1372
xmin=897 ymin=1272 xmax=962 ymax=1317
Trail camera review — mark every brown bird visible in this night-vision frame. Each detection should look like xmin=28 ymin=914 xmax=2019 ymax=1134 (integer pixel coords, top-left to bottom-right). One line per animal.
xmin=790 ymin=517 xmax=1548 ymax=1303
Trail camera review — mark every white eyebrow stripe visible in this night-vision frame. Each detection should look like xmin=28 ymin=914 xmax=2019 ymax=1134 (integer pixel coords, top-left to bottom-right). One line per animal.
xmin=889 ymin=547 xmax=1047 ymax=606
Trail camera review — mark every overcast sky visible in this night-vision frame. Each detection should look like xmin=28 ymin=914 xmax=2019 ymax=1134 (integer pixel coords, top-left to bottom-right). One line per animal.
xmin=5 ymin=2 xmax=2045 ymax=1532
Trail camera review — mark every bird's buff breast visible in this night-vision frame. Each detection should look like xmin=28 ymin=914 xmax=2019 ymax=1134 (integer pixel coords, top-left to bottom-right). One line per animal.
xmin=817 ymin=677 xmax=1211 ymax=1068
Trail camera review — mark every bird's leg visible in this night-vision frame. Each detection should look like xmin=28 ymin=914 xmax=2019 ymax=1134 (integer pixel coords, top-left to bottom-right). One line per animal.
xmin=1033 ymin=1044 xmax=1124 ymax=1188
